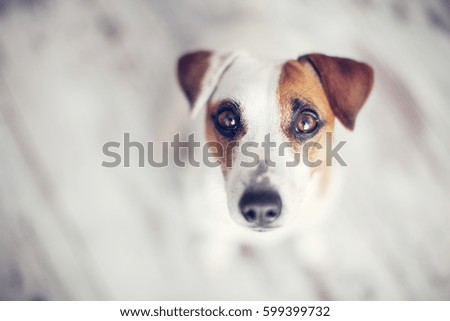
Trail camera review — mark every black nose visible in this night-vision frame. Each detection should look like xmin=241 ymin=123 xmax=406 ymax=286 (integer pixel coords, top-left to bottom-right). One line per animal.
xmin=239 ymin=188 xmax=282 ymax=227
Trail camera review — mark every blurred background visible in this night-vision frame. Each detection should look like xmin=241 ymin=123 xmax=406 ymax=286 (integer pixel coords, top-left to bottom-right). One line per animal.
xmin=0 ymin=0 xmax=449 ymax=300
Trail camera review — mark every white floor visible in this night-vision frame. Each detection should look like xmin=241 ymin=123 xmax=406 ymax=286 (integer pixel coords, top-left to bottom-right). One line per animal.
xmin=0 ymin=0 xmax=449 ymax=300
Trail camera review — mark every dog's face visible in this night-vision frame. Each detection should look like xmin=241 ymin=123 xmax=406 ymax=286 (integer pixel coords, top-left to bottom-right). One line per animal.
xmin=177 ymin=50 xmax=373 ymax=231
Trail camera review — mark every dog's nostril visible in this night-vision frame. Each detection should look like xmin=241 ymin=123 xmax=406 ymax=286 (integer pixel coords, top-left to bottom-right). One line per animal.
xmin=267 ymin=210 xmax=278 ymax=218
xmin=239 ymin=188 xmax=282 ymax=227
xmin=243 ymin=210 xmax=257 ymax=222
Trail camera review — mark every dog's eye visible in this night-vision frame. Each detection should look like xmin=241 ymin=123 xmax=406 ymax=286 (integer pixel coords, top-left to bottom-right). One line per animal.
xmin=296 ymin=111 xmax=318 ymax=134
xmin=213 ymin=103 xmax=241 ymax=138
xmin=217 ymin=110 xmax=238 ymax=130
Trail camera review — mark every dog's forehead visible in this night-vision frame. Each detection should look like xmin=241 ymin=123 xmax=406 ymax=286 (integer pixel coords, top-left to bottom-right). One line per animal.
xmin=210 ymin=55 xmax=332 ymax=114
xmin=211 ymin=55 xmax=281 ymax=102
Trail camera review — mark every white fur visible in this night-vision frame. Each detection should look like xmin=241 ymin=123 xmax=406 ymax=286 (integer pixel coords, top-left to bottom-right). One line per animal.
xmin=191 ymin=51 xmax=243 ymax=118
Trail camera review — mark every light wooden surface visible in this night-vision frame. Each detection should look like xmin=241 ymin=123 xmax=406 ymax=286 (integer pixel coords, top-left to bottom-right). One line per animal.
xmin=0 ymin=0 xmax=449 ymax=300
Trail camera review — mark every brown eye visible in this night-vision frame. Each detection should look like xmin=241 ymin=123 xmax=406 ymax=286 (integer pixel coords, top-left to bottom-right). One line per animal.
xmin=296 ymin=112 xmax=318 ymax=133
xmin=213 ymin=104 xmax=241 ymax=138
xmin=217 ymin=110 xmax=238 ymax=130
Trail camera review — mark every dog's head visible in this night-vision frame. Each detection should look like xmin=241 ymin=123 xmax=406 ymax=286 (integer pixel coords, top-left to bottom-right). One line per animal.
xmin=177 ymin=50 xmax=373 ymax=231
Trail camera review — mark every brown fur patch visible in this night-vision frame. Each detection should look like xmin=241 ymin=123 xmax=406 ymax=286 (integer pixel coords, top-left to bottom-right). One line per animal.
xmin=177 ymin=51 xmax=212 ymax=107
xmin=277 ymin=59 xmax=335 ymax=149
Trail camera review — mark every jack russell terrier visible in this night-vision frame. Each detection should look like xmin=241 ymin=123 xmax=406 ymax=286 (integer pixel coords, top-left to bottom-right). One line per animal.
xmin=177 ymin=50 xmax=373 ymax=233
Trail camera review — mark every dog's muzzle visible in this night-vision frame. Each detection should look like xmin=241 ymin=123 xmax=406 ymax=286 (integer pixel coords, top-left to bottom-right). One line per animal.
xmin=238 ymin=187 xmax=282 ymax=230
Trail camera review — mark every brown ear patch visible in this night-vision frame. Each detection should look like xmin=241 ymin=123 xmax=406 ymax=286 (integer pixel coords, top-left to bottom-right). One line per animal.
xmin=177 ymin=50 xmax=212 ymax=107
xmin=299 ymin=53 xmax=374 ymax=130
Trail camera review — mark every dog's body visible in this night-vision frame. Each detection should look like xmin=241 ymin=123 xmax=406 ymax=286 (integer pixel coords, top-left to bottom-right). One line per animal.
xmin=177 ymin=49 xmax=373 ymax=254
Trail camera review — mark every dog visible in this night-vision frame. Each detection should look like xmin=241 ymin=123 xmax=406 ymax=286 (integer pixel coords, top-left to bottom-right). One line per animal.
xmin=177 ymin=50 xmax=373 ymax=234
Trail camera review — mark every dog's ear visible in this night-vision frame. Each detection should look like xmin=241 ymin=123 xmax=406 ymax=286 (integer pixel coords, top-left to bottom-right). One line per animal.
xmin=299 ymin=53 xmax=374 ymax=130
xmin=177 ymin=50 xmax=241 ymax=118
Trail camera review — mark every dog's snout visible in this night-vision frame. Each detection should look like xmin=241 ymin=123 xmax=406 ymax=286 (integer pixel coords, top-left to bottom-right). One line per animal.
xmin=239 ymin=188 xmax=282 ymax=229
